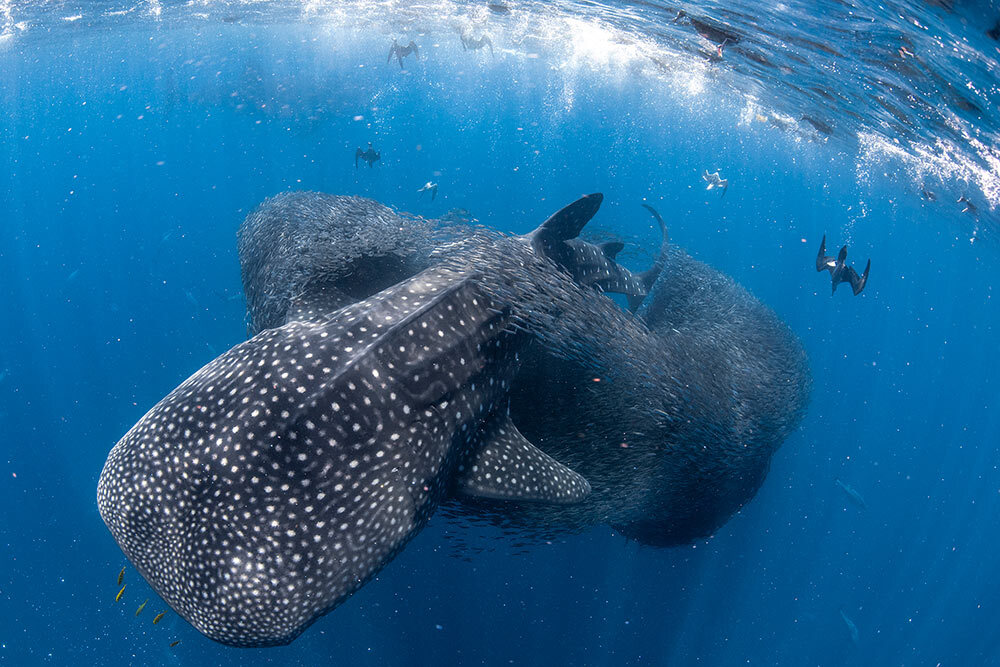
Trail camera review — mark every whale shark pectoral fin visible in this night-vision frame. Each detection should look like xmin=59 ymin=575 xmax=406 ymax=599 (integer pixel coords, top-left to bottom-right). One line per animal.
xmin=532 ymin=193 xmax=604 ymax=245
xmin=454 ymin=415 xmax=591 ymax=504
xmin=598 ymin=241 xmax=625 ymax=260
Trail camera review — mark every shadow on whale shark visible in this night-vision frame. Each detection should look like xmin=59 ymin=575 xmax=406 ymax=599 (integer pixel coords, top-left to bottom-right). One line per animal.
xmin=239 ymin=191 xmax=811 ymax=548
xmin=97 ymin=193 xmax=660 ymax=647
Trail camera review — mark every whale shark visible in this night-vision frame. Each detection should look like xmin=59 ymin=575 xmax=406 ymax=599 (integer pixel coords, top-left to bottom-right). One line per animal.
xmin=240 ymin=191 xmax=665 ymax=335
xmin=98 ymin=194 xmax=653 ymax=647
xmin=238 ymin=192 xmax=810 ymax=548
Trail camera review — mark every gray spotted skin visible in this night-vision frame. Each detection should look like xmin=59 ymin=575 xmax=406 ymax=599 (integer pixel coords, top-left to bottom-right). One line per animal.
xmin=527 ymin=193 xmax=655 ymax=307
xmin=235 ymin=191 xmax=809 ymax=549
xmin=562 ymin=238 xmax=646 ymax=298
xmin=239 ymin=192 xmax=662 ymax=337
xmin=238 ymin=192 xmax=456 ymax=335
xmin=453 ymin=415 xmax=590 ymax=503
xmin=97 ymin=265 xmax=531 ymax=647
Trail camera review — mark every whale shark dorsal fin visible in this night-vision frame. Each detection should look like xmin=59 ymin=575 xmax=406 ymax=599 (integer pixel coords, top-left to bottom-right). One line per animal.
xmin=598 ymin=240 xmax=625 ymax=260
xmin=454 ymin=415 xmax=591 ymax=504
xmin=532 ymin=193 xmax=603 ymax=244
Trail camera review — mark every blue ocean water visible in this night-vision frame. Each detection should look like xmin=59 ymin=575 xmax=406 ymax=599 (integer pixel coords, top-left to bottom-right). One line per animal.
xmin=1 ymin=0 xmax=999 ymax=664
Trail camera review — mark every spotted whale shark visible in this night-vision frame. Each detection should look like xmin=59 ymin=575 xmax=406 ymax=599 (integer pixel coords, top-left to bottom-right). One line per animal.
xmin=97 ymin=194 xmax=646 ymax=647
xmin=238 ymin=193 xmax=810 ymax=548
xmin=239 ymin=191 xmax=666 ymax=336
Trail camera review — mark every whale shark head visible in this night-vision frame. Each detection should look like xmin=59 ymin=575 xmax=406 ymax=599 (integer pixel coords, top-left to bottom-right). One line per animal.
xmin=99 ymin=224 xmax=602 ymax=646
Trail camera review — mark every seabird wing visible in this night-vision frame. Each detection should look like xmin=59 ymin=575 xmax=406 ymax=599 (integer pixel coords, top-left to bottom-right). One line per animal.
xmin=815 ymin=235 xmax=834 ymax=273
xmin=847 ymin=260 xmax=870 ymax=295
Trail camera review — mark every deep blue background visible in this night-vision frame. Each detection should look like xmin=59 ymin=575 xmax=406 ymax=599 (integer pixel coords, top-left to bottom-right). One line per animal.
xmin=1 ymin=16 xmax=998 ymax=666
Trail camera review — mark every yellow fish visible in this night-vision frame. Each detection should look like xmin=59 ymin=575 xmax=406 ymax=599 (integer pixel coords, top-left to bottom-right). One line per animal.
xmin=115 ymin=585 xmax=126 ymax=603
xmin=116 ymin=567 xmax=125 ymax=586
xmin=169 ymin=641 xmax=180 ymax=648
xmin=153 ymin=612 xmax=166 ymax=625
xmin=135 ymin=599 xmax=148 ymax=616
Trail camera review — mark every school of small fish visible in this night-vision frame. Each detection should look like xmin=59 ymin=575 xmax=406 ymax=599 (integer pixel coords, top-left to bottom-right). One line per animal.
xmin=112 ymin=567 xmax=177 ymax=648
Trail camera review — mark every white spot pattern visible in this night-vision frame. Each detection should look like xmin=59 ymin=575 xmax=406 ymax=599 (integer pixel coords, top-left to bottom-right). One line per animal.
xmin=97 ymin=266 xmax=528 ymax=647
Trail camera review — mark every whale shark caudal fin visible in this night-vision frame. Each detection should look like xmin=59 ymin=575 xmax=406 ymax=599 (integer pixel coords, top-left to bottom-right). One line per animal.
xmin=628 ymin=204 xmax=671 ymax=312
xmin=454 ymin=413 xmax=591 ymax=504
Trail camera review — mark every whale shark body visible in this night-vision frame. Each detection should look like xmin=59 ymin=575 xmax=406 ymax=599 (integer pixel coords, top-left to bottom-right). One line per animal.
xmin=238 ymin=192 xmax=810 ymax=548
xmin=239 ymin=191 xmax=662 ymax=336
xmin=97 ymin=194 xmax=649 ymax=647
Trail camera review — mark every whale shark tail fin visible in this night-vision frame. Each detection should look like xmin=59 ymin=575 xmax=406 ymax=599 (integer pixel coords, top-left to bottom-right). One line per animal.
xmin=629 ymin=203 xmax=671 ymax=312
